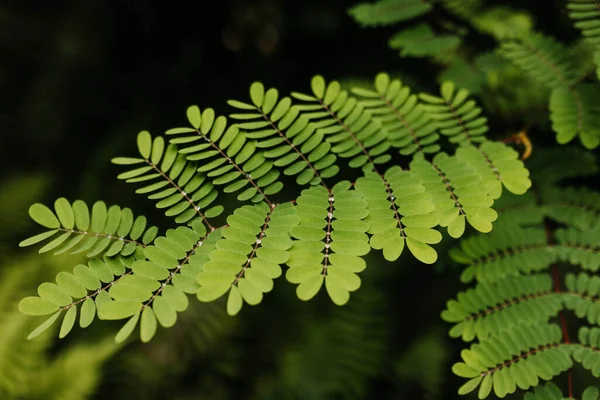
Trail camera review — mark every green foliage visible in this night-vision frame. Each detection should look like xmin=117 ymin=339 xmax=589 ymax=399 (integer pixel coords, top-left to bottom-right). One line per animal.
xmin=444 ymin=148 xmax=600 ymax=398
xmin=348 ymin=0 xmax=600 ymax=150
xmin=18 ymin=71 xmax=532 ymax=346
xmin=20 ymin=198 xmax=158 ymax=258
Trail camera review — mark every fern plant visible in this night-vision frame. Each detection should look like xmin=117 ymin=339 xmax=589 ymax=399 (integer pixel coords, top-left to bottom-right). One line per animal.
xmin=443 ymin=148 xmax=600 ymax=398
xmin=17 ymin=72 xmax=531 ymax=344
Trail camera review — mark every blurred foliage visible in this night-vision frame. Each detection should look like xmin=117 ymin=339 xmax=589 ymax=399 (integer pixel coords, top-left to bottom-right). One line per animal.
xmin=2 ymin=0 xmax=600 ymax=399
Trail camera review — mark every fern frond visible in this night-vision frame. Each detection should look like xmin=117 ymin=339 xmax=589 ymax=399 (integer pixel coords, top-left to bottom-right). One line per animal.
xmin=442 ymin=274 xmax=562 ymax=342
xmin=347 ymin=0 xmax=432 ymax=27
xmin=166 ymin=106 xmax=281 ymax=204
xmin=543 ymin=186 xmax=600 ymax=230
xmin=388 ymin=24 xmax=461 ymax=61
xmin=410 ymin=153 xmax=497 ymax=238
xmin=228 ymin=82 xmax=337 ymax=186
xmin=419 ymin=81 xmax=488 ymax=146
xmin=112 ymin=131 xmax=218 ymax=227
xmin=549 ymin=83 xmax=600 ymax=149
xmin=19 ymin=198 xmax=157 ymax=259
xmin=286 ymin=184 xmax=370 ymax=305
xmin=568 ymin=1 xmax=600 ymax=48
xmin=573 ymin=326 xmax=600 ymax=377
xmin=492 ymin=191 xmax=544 ymax=226
xmin=18 ymin=254 xmax=135 ymax=339
xmin=352 ymin=72 xmax=441 ymax=155
xmin=197 ymin=202 xmax=298 ymax=315
xmin=527 ymin=147 xmax=597 ymax=186
xmin=355 ymin=167 xmax=440 ymax=263
xmin=500 ymin=34 xmax=579 ymax=89
xmin=452 ymin=323 xmax=572 ymax=398
xmin=450 ymin=224 xmax=555 ymax=283
xmin=291 ymin=76 xmax=392 ymax=171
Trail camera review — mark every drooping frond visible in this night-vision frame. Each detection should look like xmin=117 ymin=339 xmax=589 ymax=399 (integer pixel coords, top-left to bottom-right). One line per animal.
xmin=442 ymin=274 xmax=562 ymax=342
xmin=409 ymin=153 xmax=498 ymax=238
xmin=112 ymin=131 xmax=219 ymax=227
xmin=500 ymin=34 xmax=579 ymax=90
xmin=355 ymin=167 xmax=440 ymax=263
xmin=19 ymin=198 xmax=158 ymax=259
xmin=549 ymin=83 xmax=600 ymax=149
xmin=347 ymin=0 xmax=432 ymax=27
xmin=388 ymin=24 xmax=461 ymax=61
xmin=450 ymin=223 xmax=554 ymax=283
xmin=286 ymin=183 xmax=370 ymax=305
xmin=573 ymin=326 xmax=600 ymax=377
xmin=351 ymin=72 xmax=441 ymax=155
xmin=18 ymin=254 xmax=136 ymax=339
xmin=228 ymin=82 xmax=337 ymax=186
xmin=556 ymin=226 xmax=600 ymax=271
xmin=452 ymin=323 xmax=572 ymax=399
xmin=291 ymin=76 xmax=391 ymax=171
xmin=165 ymin=106 xmax=281 ymax=204
xmin=197 ymin=202 xmax=299 ymax=315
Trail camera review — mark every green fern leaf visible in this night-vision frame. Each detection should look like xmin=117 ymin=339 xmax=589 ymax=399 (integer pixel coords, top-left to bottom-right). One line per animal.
xmin=347 ymin=0 xmax=432 ymax=27
xmin=451 ymin=224 xmax=555 ymax=284
xmin=543 ymin=186 xmax=600 ymax=230
xmin=549 ymin=83 xmax=600 ymax=149
xmin=20 ymin=199 xmax=157 ymax=259
xmin=166 ymin=106 xmax=281 ymax=203
xmin=500 ymin=34 xmax=579 ymax=89
xmin=292 ymin=76 xmax=392 ymax=171
xmin=352 ymin=72 xmax=441 ymax=155
xmin=568 ymin=1 xmax=600 ymax=49
xmin=228 ymin=82 xmax=335 ymax=187
xmin=419 ymin=81 xmax=488 ymax=146
xmin=442 ymin=274 xmax=562 ymax=342
xmin=286 ymin=184 xmax=369 ymax=305
xmin=113 ymin=131 xmax=220 ymax=226
xmin=453 ymin=323 xmax=571 ymax=399
xmin=18 ymin=254 xmax=137 ymax=339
